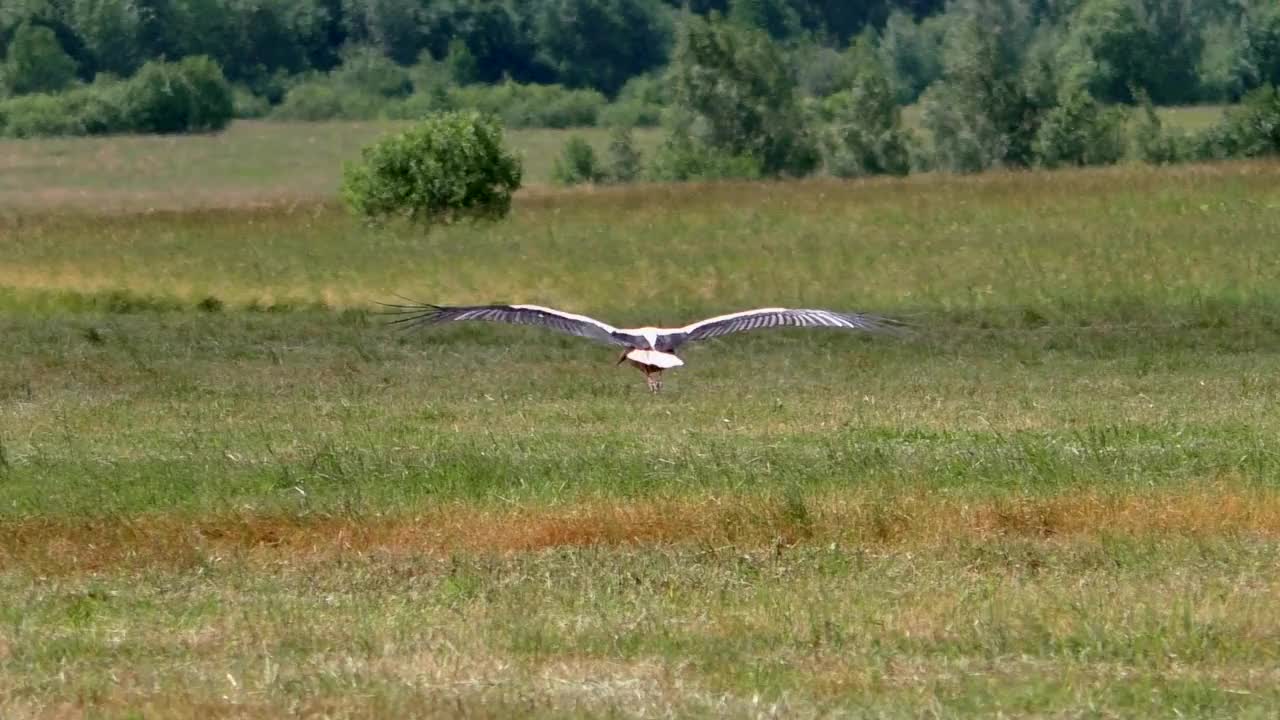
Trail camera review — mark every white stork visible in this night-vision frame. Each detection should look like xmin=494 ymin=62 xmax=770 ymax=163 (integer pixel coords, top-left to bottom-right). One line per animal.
xmin=383 ymin=301 xmax=905 ymax=391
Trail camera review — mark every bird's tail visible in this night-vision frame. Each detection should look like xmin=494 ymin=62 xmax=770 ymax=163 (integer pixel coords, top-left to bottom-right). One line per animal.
xmin=626 ymin=349 xmax=684 ymax=369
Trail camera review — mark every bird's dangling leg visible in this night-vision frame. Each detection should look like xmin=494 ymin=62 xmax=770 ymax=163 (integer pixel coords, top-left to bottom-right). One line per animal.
xmin=646 ymin=369 xmax=662 ymax=393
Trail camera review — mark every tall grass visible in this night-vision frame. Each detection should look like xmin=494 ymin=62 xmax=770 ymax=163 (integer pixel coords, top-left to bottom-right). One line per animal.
xmin=2 ymin=136 xmax=1280 ymax=716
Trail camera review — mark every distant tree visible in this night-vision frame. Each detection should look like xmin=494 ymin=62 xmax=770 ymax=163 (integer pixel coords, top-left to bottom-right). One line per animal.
xmin=444 ymin=38 xmax=479 ymax=85
xmin=531 ymin=0 xmax=671 ymax=97
xmin=819 ymin=35 xmax=912 ymax=177
xmin=1202 ymin=2 xmax=1280 ymax=100
xmin=1195 ymin=84 xmax=1280 ymax=159
xmin=728 ymin=0 xmax=801 ymax=40
xmin=342 ymin=111 xmax=523 ymax=226
xmin=330 ymin=45 xmax=412 ymax=98
xmin=424 ymin=2 xmax=546 ymax=85
xmin=919 ymin=15 xmax=1044 ymax=172
xmin=1058 ymin=0 xmax=1204 ymax=104
xmin=878 ymin=9 xmax=944 ymax=104
xmin=606 ymin=125 xmax=643 ymax=182
xmin=340 ymin=0 xmax=426 ymax=65
xmin=1032 ymin=84 xmax=1128 ymax=168
xmin=4 ymin=22 xmax=78 ymax=95
xmin=70 ymin=0 xmax=143 ymax=77
xmin=663 ymin=13 xmax=818 ymax=178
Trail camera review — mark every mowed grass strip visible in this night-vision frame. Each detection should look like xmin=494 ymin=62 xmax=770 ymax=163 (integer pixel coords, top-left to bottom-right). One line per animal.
xmin=4 ymin=484 xmax=1280 ymax=575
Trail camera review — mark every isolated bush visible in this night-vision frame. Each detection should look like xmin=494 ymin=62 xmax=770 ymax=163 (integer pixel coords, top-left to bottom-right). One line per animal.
xmin=606 ymin=126 xmax=643 ymax=182
xmin=122 ymin=56 xmax=234 ymax=133
xmin=341 ymin=111 xmax=522 ymax=226
xmin=551 ymin=136 xmax=605 ymax=185
xmin=664 ymin=13 xmax=818 ymax=178
xmin=1032 ymin=86 xmax=1128 ymax=168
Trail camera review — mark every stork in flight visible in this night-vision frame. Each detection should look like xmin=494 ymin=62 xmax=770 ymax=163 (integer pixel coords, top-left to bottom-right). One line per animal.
xmin=383 ymin=302 xmax=905 ymax=391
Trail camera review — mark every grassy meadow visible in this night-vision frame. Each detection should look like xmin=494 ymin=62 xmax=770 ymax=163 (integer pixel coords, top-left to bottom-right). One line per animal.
xmin=3 ymin=118 xmax=1280 ymax=717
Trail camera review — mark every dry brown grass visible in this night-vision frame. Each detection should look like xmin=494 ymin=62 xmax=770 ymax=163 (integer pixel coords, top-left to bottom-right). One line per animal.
xmin=6 ymin=484 xmax=1278 ymax=576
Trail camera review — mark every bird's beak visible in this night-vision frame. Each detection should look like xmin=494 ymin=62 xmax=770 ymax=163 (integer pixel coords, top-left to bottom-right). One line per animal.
xmin=616 ymin=351 xmax=628 ymax=365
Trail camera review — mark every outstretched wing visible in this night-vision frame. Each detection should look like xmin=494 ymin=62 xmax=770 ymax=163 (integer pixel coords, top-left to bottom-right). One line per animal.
xmin=674 ymin=307 xmax=905 ymax=346
xmin=381 ymin=301 xmax=628 ymax=346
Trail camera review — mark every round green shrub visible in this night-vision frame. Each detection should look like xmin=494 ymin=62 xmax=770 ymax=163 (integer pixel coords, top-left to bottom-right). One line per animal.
xmin=341 ymin=110 xmax=523 ymax=227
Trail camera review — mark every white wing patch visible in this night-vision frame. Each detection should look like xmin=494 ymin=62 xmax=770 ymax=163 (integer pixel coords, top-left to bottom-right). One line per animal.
xmin=679 ymin=308 xmax=790 ymax=334
xmin=511 ymin=304 xmax=619 ymax=333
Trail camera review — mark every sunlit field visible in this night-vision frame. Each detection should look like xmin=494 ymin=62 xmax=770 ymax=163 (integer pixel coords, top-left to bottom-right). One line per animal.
xmin=2 ymin=119 xmax=1280 ymax=717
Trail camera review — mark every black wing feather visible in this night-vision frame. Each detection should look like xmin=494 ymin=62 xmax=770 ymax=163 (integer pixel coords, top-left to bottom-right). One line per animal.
xmin=380 ymin=301 xmax=627 ymax=347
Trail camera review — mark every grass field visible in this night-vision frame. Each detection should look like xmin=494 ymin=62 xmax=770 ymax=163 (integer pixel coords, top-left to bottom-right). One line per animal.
xmin=3 ymin=118 xmax=1280 ymax=717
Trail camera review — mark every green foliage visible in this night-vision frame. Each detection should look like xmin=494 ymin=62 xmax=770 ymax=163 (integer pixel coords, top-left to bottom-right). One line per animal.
xmin=649 ymin=128 xmax=763 ymax=181
xmin=231 ymin=85 xmax=271 ymax=119
xmin=449 ymin=80 xmax=607 ymax=128
xmin=271 ymin=80 xmax=374 ymax=121
xmin=597 ymin=73 xmax=665 ymax=127
xmin=70 ymin=0 xmax=143 ymax=77
xmin=444 ymin=38 xmax=479 ymax=86
xmin=1032 ymin=85 xmax=1129 ymax=168
xmin=1195 ymin=84 xmax=1280 ymax=159
xmin=0 ymin=56 xmax=231 ymax=137
xmin=605 ymin=125 xmax=643 ymax=182
xmin=122 ymin=56 xmax=234 ymax=134
xmin=1057 ymin=0 xmax=1204 ymax=104
xmin=1132 ymin=93 xmax=1194 ymax=165
xmin=4 ymin=22 xmax=78 ymax=95
xmin=878 ymin=10 xmax=945 ymax=104
xmin=817 ymin=36 xmax=912 ymax=178
xmin=728 ymin=0 xmax=801 ymax=40
xmin=341 ymin=110 xmax=523 ymax=226
xmin=1199 ymin=3 xmax=1280 ymax=102
xmin=551 ymin=135 xmax=604 ymax=185
xmin=665 ymin=13 xmax=818 ymax=178
xmin=920 ymin=16 xmax=1044 ymax=173
xmin=329 ymin=46 xmax=412 ymax=99
xmin=0 ymin=91 xmax=92 ymax=137
xmin=340 ymin=0 xmax=426 ymax=66
xmin=531 ymin=0 xmax=672 ymax=97
xmin=791 ymin=45 xmax=845 ymax=99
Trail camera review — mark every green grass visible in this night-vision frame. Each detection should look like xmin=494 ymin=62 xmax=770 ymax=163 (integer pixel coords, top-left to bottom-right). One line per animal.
xmin=0 ymin=121 xmax=663 ymax=210
xmin=2 ymin=125 xmax=1280 ymax=716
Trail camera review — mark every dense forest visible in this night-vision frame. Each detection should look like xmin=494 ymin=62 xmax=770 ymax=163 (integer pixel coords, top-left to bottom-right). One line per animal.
xmin=2 ymin=0 xmax=1278 ymax=108
xmin=2 ymin=0 xmax=1279 ymax=178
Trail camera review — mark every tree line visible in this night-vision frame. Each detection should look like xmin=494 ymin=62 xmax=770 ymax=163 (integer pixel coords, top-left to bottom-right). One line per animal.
xmin=2 ymin=0 xmax=1278 ymax=107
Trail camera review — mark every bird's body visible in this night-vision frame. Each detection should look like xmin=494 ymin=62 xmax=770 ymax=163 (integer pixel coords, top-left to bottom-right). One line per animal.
xmin=383 ymin=301 xmax=904 ymax=391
